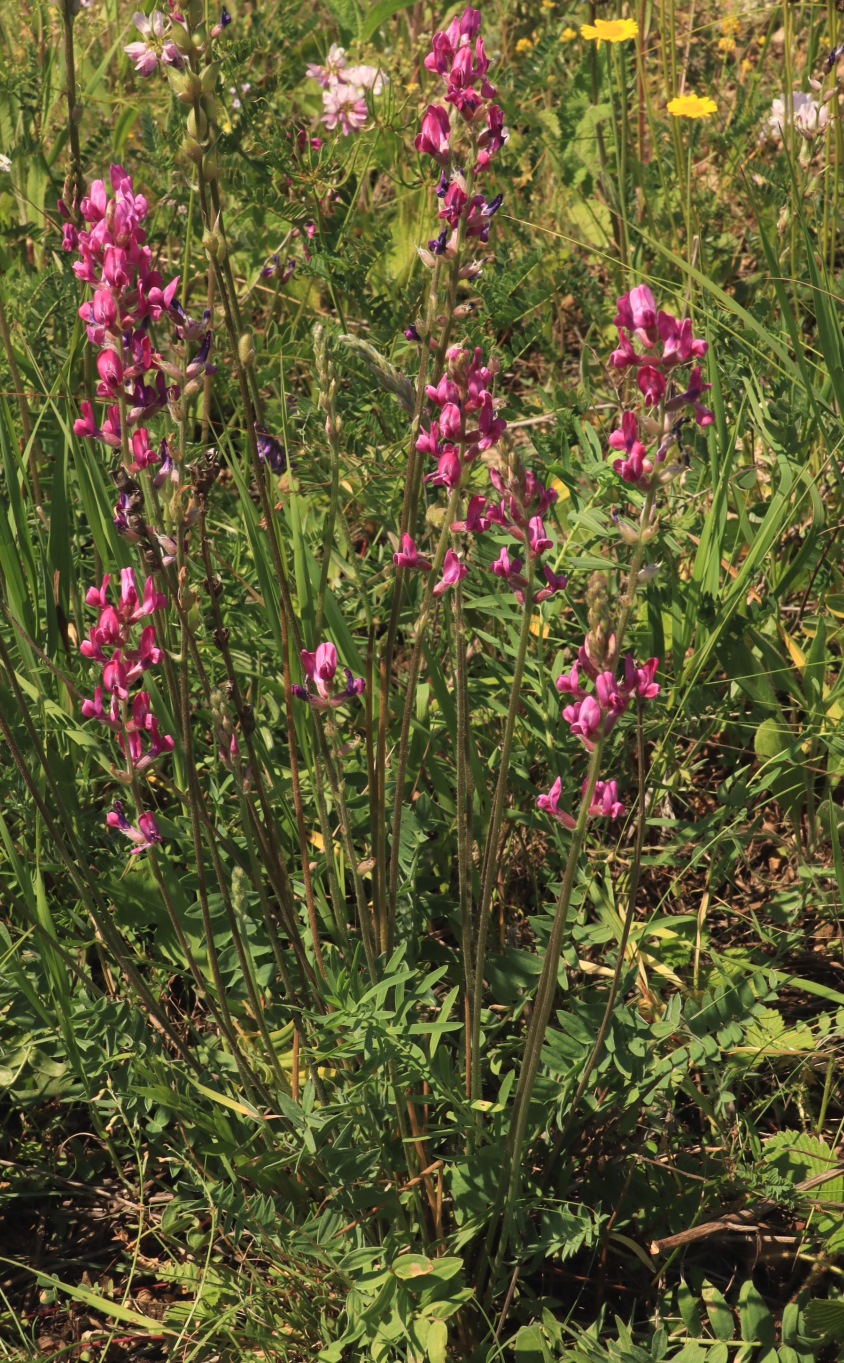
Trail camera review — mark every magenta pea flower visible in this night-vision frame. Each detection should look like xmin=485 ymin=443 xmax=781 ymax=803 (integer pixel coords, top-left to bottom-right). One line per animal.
xmin=292 ymin=641 xmax=365 ymax=708
xmin=666 ymin=365 xmax=713 ymax=427
xmin=536 ymin=777 xmax=576 ymax=829
xmin=424 ymin=448 xmax=463 ymax=490
xmin=563 ymin=695 xmax=603 ymax=745
xmin=535 ymin=564 xmax=568 ymax=602
xmin=393 ymin=534 xmax=431 ymax=570
xmin=527 ymin=516 xmax=552 ymax=559
xmin=595 ymin=670 xmax=629 ymax=724
xmin=637 ymin=365 xmax=666 ymax=407
xmin=614 ymin=284 xmax=659 ymax=347
xmin=106 ymin=800 xmax=163 ymax=854
xmin=73 ymin=401 xmax=103 ymax=442
xmin=609 ymin=411 xmax=652 ymax=485
xmin=415 ymin=104 xmax=452 ymax=163
xmin=555 ymin=662 xmax=585 ymax=704
xmin=433 ymin=548 xmax=467 ymax=597
xmin=300 ymin=642 xmax=338 ymax=699
xmin=586 ymin=779 xmax=625 ymax=820
xmin=125 ymin=11 xmax=168 ymax=76
xmin=450 ymin=495 xmax=489 ymax=534
xmin=623 ymin=655 xmax=660 ymax=700
xmin=658 ymin=312 xmax=708 ymax=367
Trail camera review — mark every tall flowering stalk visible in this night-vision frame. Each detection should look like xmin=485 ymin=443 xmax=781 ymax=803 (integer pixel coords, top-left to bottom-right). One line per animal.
xmin=378 ymin=6 xmax=510 ymax=955
xmin=482 ymin=284 xmax=714 ymax=1291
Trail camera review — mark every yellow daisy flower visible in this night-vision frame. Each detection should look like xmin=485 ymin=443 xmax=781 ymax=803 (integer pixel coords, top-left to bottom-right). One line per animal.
xmin=720 ymin=16 xmax=740 ymax=35
xmin=560 ymin=25 xmax=577 ymax=41
xmin=717 ymin=36 xmax=736 ymax=54
xmin=740 ymin=57 xmax=752 ymax=74
xmin=515 ymin=36 xmax=534 ymax=53
xmin=667 ymin=92 xmax=718 ymax=119
xmin=541 ymin=0 xmax=556 ymax=10
xmin=580 ymin=17 xmax=639 ymax=45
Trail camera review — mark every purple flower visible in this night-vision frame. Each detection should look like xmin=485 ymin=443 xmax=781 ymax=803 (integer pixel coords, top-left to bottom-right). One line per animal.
xmin=295 ymin=641 xmax=365 ymax=708
xmin=609 ymin=411 xmax=652 ymax=485
xmin=555 ymin=662 xmax=585 ymax=701
xmin=257 ymin=430 xmax=287 ymax=473
xmin=124 ymin=10 xmax=168 ymax=76
xmin=665 ymin=365 xmax=713 ymax=427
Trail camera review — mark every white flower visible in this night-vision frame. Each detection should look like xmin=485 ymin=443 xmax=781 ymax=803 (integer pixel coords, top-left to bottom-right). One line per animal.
xmin=764 ymin=91 xmax=828 ymax=144
xmin=0 ymin=154 xmax=11 ymax=173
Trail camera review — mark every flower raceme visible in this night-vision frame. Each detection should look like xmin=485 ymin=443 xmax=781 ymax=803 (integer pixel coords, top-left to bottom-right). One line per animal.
xmin=291 ymin=642 xmax=366 ymax=710
xmin=68 ymin=167 xmax=217 ymax=546
xmin=79 ymin=570 xmax=172 ymax=854
xmin=607 ymin=284 xmax=713 ymax=490
xmin=305 ymin=42 xmax=387 ymax=135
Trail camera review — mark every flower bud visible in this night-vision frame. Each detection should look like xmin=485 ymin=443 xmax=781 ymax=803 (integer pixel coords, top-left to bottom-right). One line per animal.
xmin=191 ymin=23 xmax=207 ymax=49
xmin=183 ymin=378 xmax=201 ymax=398
xmin=203 ymin=227 xmax=227 ymax=262
xmin=188 ymin=0 xmax=204 ymax=24
xmin=201 ymin=151 xmax=218 ymax=180
xmin=201 ymin=61 xmax=220 ymax=94
xmin=614 ymin=515 xmax=640 ymax=545
xmin=417 ymin=247 xmax=436 ymax=269
xmin=182 ymin=135 xmax=204 ymax=164
xmin=637 ymin=563 xmax=661 ymax=584
xmin=170 ymin=21 xmax=192 ymax=51
xmin=187 ymin=107 xmax=208 ymax=139
xmin=238 ymin=332 xmax=255 ymax=367
xmin=166 ymin=66 xmax=202 ymax=103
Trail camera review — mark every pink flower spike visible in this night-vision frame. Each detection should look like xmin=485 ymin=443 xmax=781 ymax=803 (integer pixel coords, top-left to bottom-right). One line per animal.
xmin=536 ymin=778 xmax=576 ymax=829
xmin=433 ymin=548 xmax=467 ymax=597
